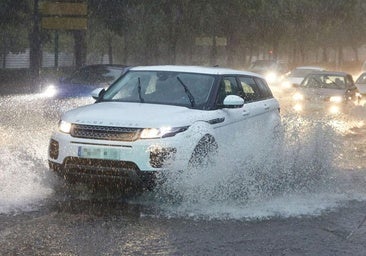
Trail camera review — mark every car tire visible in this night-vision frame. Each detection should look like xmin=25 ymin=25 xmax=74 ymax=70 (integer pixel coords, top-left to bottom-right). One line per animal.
xmin=188 ymin=135 xmax=218 ymax=169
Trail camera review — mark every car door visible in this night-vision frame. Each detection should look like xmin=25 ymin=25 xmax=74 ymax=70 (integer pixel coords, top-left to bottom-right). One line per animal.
xmin=238 ymin=76 xmax=281 ymax=134
xmin=212 ymin=76 xmax=252 ymax=148
xmin=254 ymin=77 xmax=281 ymax=130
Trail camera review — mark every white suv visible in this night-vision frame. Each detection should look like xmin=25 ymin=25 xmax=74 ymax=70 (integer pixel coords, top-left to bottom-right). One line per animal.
xmin=48 ymin=65 xmax=281 ymax=188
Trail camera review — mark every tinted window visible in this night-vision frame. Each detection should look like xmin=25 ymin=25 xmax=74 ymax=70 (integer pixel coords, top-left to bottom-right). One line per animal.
xmin=216 ymin=76 xmax=242 ymax=105
xmin=238 ymin=77 xmax=261 ymax=102
xmin=255 ymin=78 xmax=273 ymax=99
xmin=356 ymin=73 xmax=366 ymax=84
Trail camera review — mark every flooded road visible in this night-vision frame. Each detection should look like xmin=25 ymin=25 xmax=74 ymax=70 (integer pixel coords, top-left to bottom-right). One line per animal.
xmin=1 ymin=92 xmax=366 ymax=255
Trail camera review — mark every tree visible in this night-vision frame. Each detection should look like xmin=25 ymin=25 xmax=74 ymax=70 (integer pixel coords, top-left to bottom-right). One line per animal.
xmin=0 ymin=0 xmax=30 ymax=68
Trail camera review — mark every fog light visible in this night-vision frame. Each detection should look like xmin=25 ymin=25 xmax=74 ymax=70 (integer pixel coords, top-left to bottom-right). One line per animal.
xmin=150 ymin=147 xmax=177 ymax=168
xmin=293 ymin=104 xmax=303 ymax=112
xmin=49 ymin=139 xmax=59 ymax=159
xmin=329 ymin=105 xmax=340 ymax=114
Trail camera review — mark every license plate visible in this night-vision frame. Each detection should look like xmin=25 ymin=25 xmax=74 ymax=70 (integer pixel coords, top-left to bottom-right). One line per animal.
xmin=78 ymin=146 xmax=120 ymax=160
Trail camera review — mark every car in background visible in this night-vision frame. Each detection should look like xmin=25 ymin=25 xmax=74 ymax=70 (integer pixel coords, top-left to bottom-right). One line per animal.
xmin=42 ymin=64 xmax=128 ymax=99
xmin=48 ymin=65 xmax=282 ymax=189
xmin=249 ymin=59 xmax=289 ymax=84
xmin=291 ymin=71 xmax=361 ymax=115
xmin=281 ymin=66 xmax=325 ymax=89
xmin=355 ymin=72 xmax=366 ymax=95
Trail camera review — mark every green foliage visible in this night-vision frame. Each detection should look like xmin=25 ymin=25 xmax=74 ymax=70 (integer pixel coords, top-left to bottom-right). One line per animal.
xmin=4 ymin=0 xmax=366 ymax=68
xmin=0 ymin=0 xmax=31 ymax=55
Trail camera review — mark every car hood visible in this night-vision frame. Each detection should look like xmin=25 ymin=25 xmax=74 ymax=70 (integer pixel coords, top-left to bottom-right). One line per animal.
xmin=61 ymin=102 xmax=213 ymax=127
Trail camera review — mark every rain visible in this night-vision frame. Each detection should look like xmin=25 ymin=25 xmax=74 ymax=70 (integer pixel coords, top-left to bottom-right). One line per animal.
xmin=2 ymin=1 xmax=366 ymax=255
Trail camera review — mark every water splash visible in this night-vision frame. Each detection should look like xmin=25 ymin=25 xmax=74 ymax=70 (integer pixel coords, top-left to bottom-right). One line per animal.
xmin=146 ymin=112 xmax=366 ymax=220
xmin=0 ymin=147 xmax=53 ymax=214
xmin=1 ymin=93 xmax=366 ymax=219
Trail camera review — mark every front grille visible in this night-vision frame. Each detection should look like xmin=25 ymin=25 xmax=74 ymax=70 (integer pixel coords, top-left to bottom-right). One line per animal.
xmin=63 ymin=157 xmax=140 ymax=177
xmin=71 ymin=124 xmax=142 ymax=141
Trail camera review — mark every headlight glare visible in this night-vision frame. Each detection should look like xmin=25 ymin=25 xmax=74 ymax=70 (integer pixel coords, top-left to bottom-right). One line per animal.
xmin=265 ymin=72 xmax=277 ymax=83
xmin=42 ymin=84 xmax=57 ymax=98
xmin=329 ymin=96 xmax=343 ymax=103
xmin=293 ymin=93 xmax=304 ymax=101
xmin=140 ymin=126 xmax=189 ymax=139
xmin=59 ymin=120 xmax=72 ymax=134
xmin=281 ymin=81 xmax=291 ymax=89
xmin=140 ymin=128 xmax=161 ymax=139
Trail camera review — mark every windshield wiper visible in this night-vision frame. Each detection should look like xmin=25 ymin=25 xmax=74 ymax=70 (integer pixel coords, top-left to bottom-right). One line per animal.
xmin=177 ymin=76 xmax=195 ymax=107
xmin=137 ymin=77 xmax=144 ymax=103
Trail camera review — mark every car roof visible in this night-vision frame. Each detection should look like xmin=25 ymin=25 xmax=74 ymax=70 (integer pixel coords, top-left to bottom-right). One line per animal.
xmin=294 ymin=66 xmax=324 ymax=70
xmin=82 ymin=64 xmax=128 ymax=69
xmin=130 ymin=65 xmax=263 ymax=77
xmin=306 ymin=71 xmax=350 ymax=76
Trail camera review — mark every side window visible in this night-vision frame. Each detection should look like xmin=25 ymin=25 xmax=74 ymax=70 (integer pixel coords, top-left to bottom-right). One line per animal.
xmin=255 ymin=78 xmax=273 ymax=99
xmin=238 ymin=77 xmax=261 ymax=102
xmin=216 ymin=76 xmax=242 ymax=105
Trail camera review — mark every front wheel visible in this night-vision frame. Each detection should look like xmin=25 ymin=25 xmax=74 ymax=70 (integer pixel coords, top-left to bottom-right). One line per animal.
xmin=188 ymin=135 xmax=218 ymax=169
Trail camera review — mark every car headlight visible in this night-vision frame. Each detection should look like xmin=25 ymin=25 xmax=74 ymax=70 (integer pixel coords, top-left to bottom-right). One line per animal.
xmin=59 ymin=120 xmax=72 ymax=134
xmin=329 ymin=96 xmax=343 ymax=103
xmin=41 ymin=84 xmax=57 ymax=98
xmin=140 ymin=126 xmax=189 ymax=139
xmin=292 ymin=92 xmax=304 ymax=101
xmin=265 ymin=72 xmax=278 ymax=83
xmin=281 ymin=81 xmax=291 ymax=89
xmin=329 ymin=105 xmax=340 ymax=114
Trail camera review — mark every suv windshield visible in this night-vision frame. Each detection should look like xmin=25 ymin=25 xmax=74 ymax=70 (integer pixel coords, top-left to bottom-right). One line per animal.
xmin=101 ymin=71 xmax=215 ymax=109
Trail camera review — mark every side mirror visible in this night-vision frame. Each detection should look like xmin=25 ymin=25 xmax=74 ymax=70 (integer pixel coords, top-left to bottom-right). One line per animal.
xmin=91 ymin=88 xmax=105 ymax=100
xmin=223 ymin=95 xmax=245 ymax=108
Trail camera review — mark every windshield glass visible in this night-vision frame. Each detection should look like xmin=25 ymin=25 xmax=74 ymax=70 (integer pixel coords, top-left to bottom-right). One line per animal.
xmin=101 ymin=71 xmax=215 ymax=109
xmin=356 ymin=73 xmax=366 ymax=84
xmin=65 ymin=66 xmax=123 ymax=85
xmin=289 ymin=69 xmax=321 ymax=77
xmin=301 ymin=74 xmax=347 ymax=89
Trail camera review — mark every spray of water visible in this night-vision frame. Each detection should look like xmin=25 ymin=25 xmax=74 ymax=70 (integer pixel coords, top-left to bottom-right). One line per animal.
xmin=145 ymin=111 xmax=366 ymax=220
xmin=1 ymin=93 xmax=366 ymax=219
xmin=0 ymin=94 xmax=86 ymax=214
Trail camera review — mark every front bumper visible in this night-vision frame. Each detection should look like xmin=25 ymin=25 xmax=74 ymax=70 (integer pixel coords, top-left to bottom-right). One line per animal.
xmin=48 ymin=130 xmax=194 ymax=182
xmin=48 ymin=158 xmax=156 ymax=187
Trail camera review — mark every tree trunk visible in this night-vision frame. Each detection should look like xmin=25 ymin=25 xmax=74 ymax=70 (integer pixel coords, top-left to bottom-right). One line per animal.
xmin=74 ymin=30 xmax=87 ymax=67
xmin=108 ymin=36 xmax=113 ymax=64
xmin=322 ymin=46 xmax=328 ymax=63
xmin=29 ymin=0 xmax=42 ymax=91
xmin=352 ymin=46 xmax=359 ymax=62
xmin=209 ymin=35 xmax=217 ymax=66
